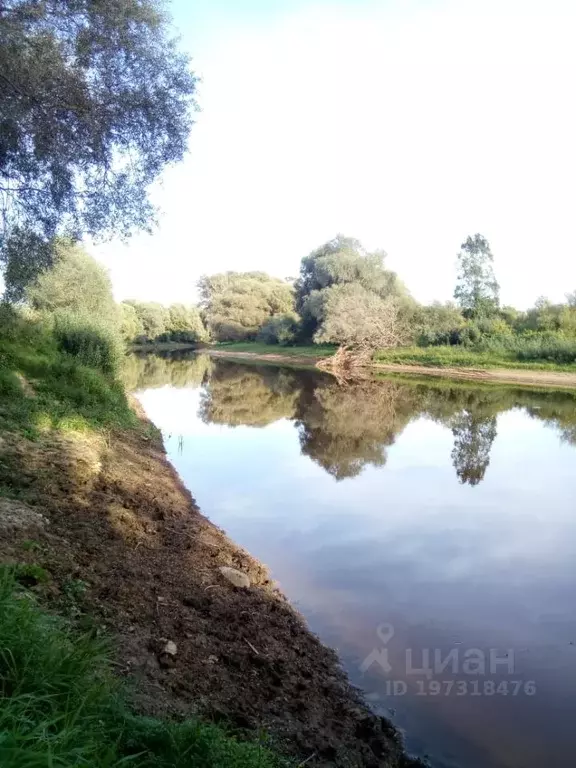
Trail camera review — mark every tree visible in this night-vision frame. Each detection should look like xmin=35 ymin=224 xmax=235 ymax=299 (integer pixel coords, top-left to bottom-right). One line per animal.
xmin=124 ymin=300 xmax=167 ymax=341
xmin=295 ymin=235 xmax=410 ymax=341
xmin=454 ymin=234 xmax=500 ymax=318
xmin=0 ymin=0 xmax=196 ymax=268
xmin=567 ymin=291 xmax=576 ymax=308
xmin=119 ymin=303 xmax=144 ymax=343
xmin=167 ymin=304 xmax=207 ymax=342
xmin=26 ymin=240 xmax=117 ymax=320
xmin=198 ymin=272 xmax=294 ymax=342
xmin=313 ymin=283 xmax=402 ymax=350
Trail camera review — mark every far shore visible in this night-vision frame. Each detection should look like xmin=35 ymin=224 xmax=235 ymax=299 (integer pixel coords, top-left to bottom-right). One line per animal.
xmin=129 ymin=342 xmax=576 ymax=389
xmin=204 ymin=346 xmax=576 ymax=390
xmin=130 ymin=341 xmax=198 ymax=352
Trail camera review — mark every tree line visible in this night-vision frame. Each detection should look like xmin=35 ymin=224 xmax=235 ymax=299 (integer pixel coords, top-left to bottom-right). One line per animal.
xmin=196 ymin=233 xmax=576 ymax=364
xmin=2 ymin=2 xmax=575 ymax=369
xmin=4 ymin=231 xmax=576 ymax=368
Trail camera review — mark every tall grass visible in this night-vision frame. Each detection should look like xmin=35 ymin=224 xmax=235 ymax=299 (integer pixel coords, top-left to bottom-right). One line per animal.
xmin=373 ymin=343 xmax=576 ymax=370
xmin=0 ymin=305 xmax=136 ymax=436
xmin=475 ymin=332 xmax=576 ymax=365
xmin=52 ymin=310 xmax=123 ymax=375
xmin=0 ymin=569 xmax=289 ymax=768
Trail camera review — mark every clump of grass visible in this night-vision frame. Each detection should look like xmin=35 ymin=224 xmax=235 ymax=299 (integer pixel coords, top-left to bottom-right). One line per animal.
xmin=0 ymin=568 xmax=290 ymax=767
xmin=53 ymin=310 xmax=123 ymax=375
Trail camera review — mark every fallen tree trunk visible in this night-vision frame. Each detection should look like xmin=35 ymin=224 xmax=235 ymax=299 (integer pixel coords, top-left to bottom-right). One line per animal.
xmin=316 ymin=345 xmax=374 ymax=381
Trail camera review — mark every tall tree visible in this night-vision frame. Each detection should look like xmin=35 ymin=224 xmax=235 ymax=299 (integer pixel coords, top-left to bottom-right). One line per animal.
xmin=0 ymin=0 xmax=196 ymax=271
xmin=295 ymin=235 xmax=410 ymax=341
xmin=454 ymin=234 xmax=500 ymax=318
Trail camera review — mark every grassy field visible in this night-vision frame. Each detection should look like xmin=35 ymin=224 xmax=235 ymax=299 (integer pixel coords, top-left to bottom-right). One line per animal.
xmin=0 ymin=568 xmax=288 ymax=768
xmin=373 ymin=346 xmax=576 ymax=371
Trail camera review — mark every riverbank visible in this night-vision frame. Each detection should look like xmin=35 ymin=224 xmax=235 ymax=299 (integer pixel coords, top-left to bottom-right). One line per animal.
xmin=205 ymin=344 xmax=576 ymax=389
xmin=0 ymin=324 xmax=416 ymax=766
xmin=131 ymin=341 xmax=198 ymax=351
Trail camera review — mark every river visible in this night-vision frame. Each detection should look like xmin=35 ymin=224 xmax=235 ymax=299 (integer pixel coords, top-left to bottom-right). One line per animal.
xmin=128 ymin=351 xmax=576 ymax=768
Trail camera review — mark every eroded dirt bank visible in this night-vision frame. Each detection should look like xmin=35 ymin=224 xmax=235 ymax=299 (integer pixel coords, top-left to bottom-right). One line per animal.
xmin=0 ymin=400 xmax=417 ymax=768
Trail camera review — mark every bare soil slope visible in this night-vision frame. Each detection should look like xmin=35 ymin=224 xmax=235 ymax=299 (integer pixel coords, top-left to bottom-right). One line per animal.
xmin=0 ymin=401 xmax=416 ymax=768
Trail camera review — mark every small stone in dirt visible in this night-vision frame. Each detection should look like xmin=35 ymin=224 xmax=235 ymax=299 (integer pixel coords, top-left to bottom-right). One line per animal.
xmin=207 ymin=654 xmax=218 ymax=664
xmin=158 ymin=640 xmax=177 ymax=668
xmin=218 ymin=566 xmax=250 ymax=588
xmin=163 ymin=640 xmax=177 ymax=656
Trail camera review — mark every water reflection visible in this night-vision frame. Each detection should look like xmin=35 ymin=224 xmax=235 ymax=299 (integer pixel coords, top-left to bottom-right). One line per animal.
xmin=132 ymin=353 xmax=576 ymax=768
xmin=125 ymin=352 xmax=576 ymax=488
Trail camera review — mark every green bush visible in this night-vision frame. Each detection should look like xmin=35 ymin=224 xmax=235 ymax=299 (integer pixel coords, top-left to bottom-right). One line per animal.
xmin=53 ymin=312 xmax=123 ymax=374
xmin=257 ymin=313 xmax=300 ymax=346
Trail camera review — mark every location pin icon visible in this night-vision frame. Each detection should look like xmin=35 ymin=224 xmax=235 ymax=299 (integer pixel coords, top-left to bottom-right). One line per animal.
xmin=377 ymin=623 xmax=395 ymax=645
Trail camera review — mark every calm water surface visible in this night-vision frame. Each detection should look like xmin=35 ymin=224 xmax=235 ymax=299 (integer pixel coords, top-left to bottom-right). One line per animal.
xmin=129 ymin=352 xmax=576 ymax=768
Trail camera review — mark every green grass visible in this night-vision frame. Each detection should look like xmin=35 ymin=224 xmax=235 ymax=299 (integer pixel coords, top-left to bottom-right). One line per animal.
xmin=212 ymin=342 xmax=335 ymax=358
xmin=373 ymin=346 xmax=576 ymax=372
xmin=0 ymin=307 xmax=138 ymax=438
xmin=0 ymin=568 xmax=290 ymax=768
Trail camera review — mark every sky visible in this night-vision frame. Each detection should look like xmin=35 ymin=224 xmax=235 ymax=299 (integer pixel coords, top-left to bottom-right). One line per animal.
xmin=95 ymin=0 xmax=576 ymax=309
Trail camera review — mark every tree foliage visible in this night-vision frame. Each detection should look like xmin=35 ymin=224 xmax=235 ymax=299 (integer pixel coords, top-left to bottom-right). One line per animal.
xmin=121 ymin=300 xmax=206 ymax=343
xmin=295 ymin=235 xmax=411 ymax=344
xmin=123 ymin=301 xmax=167 ymax=341
xmin=412 ymin=301 xmax=466 ymax=346
xmin=26 ymin=240 xmax=117 ymax=320
xmin=167 ymin=303 xmax=207 ymax=342
xmin=198 ymin=272 xmax=294 ymax=342
xmin=119 ymin=303 xmax=144 ymax=343
xmin=313 ymin=283 xmax=402 ymax=350
xmin=257 ymin=312 xmax=300 ymax=345
xmin=0 ymin=0 xmax=196 ymax=266
xmin=454 ymin=234 xmax=500 ymax=318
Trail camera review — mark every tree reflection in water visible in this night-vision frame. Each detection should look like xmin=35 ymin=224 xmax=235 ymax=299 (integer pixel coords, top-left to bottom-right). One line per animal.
xmin=127 ymin=353 xmax=576 ymax=486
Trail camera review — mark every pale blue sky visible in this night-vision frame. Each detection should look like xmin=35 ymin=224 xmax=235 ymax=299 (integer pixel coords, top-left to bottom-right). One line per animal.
xmin=97 ymin=0 xmax=576 ymax=308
